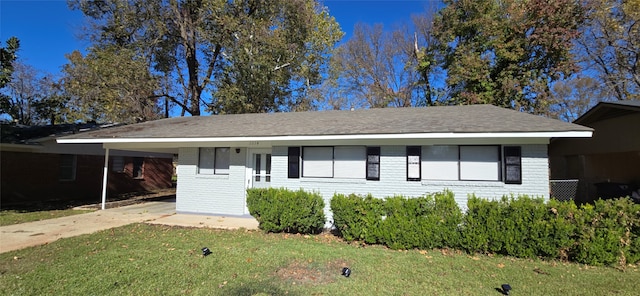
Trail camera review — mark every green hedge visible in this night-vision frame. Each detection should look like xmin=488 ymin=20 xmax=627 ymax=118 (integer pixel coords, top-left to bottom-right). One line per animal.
xmin=246 ymin=188 xmax=325 ymax=234
xmin=331 ymin=191 xmax=462 ymax=249
xmin=330 ymin=191 xmax=640 ymax=267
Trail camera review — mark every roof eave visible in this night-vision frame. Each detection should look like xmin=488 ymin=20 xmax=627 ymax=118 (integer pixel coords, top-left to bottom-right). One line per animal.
xmin=57 ymin=131 xmax=593 ymax=144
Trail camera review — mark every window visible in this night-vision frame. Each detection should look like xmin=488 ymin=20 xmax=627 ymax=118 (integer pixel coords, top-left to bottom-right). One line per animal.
xmin=288 ymin=147 xmax=300 ymax=178
xmin=133 ymin=157 xmax=144 ymax=178
xmin=295 ymin=146 xmax=367 ymax=179
xmin=459 ymin=146 xmax=500 ymax=181
xmin=422 ymin=145 xmax=503 ymax=182
xmin=406 ymin=146 xmax=421 ymax=181
xmin=366 ymin=147 xmax=381 ymax=181
xmin=198 ymin=148 xmax=215 ymax=175
xmin=198 ymin=147 xmax=230 ymax=175
xmin=59 ymin=154 xmax=76 ymax=181
xmin=214 ymin=147 xmax=230 ymax=175
xmin=423 ymin=146 xmax=458 ymax=180
xmin=112 ymin=156 xmax=124 ymax=172
xmin=504 ymin=146 xmax=522 ymax=184
xmin=334 ymin=146 xmax=366 ymax=179
xmin=302 ymin=146 xmax=333 ymax=177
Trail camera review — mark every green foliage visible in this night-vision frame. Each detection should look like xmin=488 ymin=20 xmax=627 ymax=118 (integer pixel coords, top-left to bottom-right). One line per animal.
xmin=461 ymin=195 xmax=578 ymax=259
xmin=246 ymin=188 xmax=325 ymax=234
xmin=331 ymin=191 xmax=640 ymax=267
xmin=379 ymin=191 xmax=462 ymax=250
xmin=430 ymin=0 xmax=584 ymax=114
xmin=571 ymin=198 xmax=640 ymax=266
xmin=62 ymin=47 xmax=162 ymax=123
xmin=330 ymin=193 xmax=384 ymax=243
xmin=330 ymin=191 xmax=462 ymax=249
xmin=0 ymin=36 xmax=19 ymax=88
xmin=71 ymin=0 xmax=343 ymax=116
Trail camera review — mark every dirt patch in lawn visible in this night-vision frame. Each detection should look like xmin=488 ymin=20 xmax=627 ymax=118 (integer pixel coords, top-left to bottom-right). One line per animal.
xmin=274 ymin=259 xmax=351 ymax=285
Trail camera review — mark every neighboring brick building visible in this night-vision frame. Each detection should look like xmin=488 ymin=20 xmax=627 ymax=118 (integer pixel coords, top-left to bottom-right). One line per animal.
xmin=1 ymin=123 xmax=174 ymax=206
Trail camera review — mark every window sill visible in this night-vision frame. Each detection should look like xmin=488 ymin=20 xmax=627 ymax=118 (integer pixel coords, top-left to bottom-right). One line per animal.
xmin=300 ymin=177 xmax=367 ymax=184
xmin=421 ymin=180 xmax=504 ymax=187
xmin=196 ymin=174 xmax=230 ymax=180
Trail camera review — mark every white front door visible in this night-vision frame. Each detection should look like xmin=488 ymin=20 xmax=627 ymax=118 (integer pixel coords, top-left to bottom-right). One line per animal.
xmin=248 ymin=149 xmax=272 ymax=189
xmin=245 ymin=149 xmax=272 ymax=214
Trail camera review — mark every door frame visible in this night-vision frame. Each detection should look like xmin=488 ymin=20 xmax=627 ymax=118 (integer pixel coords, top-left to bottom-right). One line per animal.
xmin=245 ymin=148 xmax=273 ymax=214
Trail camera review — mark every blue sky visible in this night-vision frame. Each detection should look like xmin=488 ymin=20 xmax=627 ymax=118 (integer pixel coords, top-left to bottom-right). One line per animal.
xmin=0 ymin=0 xmax=438 ymax=76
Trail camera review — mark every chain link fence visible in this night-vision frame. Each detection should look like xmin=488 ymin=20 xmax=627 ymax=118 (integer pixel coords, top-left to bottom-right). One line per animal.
xmin=550 ymin=179 xmax=579 ymax=202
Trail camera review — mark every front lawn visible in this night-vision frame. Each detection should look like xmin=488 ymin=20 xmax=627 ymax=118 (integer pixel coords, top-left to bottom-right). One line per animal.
xmin=0 ymin=224 xmax=638 ymax=295
xmin=0 ymin=209 xmax=93 ymax=226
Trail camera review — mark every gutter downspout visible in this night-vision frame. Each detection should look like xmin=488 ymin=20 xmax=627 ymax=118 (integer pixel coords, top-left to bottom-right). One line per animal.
xmin=101 ymin=148 xmax=110 ymax=210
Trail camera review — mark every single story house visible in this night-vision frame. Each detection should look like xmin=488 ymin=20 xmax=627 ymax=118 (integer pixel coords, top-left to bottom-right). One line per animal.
xmin=57 ymin=105 xmax=591 ymax=221
xmin=1 ymin=123 xmax=175 ymax=207
xmin=550 ymin=101 xmax=640 ymax=203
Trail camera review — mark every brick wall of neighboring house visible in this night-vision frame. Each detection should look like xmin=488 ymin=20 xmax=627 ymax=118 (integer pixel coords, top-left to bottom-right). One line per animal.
xmin=1 ymin=151 xmax=173 ymax=205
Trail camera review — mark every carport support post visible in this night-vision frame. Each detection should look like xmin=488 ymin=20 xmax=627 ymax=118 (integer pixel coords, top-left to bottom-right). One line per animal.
xmin=101 ymin=148 xmax=110 ymax=210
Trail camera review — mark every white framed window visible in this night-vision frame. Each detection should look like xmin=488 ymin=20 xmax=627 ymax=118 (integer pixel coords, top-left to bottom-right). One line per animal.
xmin=302 ymin=146 xmax=334 ymax=178
xmin=422 ymin=145 xmax=458 ymax=180
xmin=421 ymin=145 xmax=503 ymax=182
xmin=301 ymin=146 xmax=366 ymax=179
xmin=334 ymin=146 xmax=366 ymax=179
xmin=459 ymin=146 xmax=500 ymax=181
xmin=59 ymin=154 xmax=76 ymax=181
xmin=198 ymin=147 xmax=230 ymax=175
xmin=198 ymin=148 xmax=215 ymax=175
xmin=214 ymin=147 xmax=230 ymax=175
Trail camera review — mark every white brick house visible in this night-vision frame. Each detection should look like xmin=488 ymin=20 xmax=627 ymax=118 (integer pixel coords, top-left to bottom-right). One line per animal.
xmin=58 ymin=105 xmax=592 ymax=219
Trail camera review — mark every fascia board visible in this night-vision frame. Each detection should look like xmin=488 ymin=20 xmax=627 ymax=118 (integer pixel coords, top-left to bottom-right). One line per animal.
xmin=57 ymin=131 xmax=593 ymax=145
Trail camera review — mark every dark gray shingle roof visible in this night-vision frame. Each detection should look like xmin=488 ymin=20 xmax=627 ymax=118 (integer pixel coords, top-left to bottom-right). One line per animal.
xmin=60 ymin=105 xmax=591 ymax=140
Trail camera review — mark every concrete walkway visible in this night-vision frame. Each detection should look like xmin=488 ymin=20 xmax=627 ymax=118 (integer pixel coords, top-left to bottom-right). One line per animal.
xmin=0 ymin=199 xmax=258 ymax=254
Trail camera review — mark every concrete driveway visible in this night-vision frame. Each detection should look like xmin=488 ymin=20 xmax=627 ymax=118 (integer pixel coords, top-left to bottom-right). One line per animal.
xmin=0 ymin=199 xmax=176 ymax=253
xmin=1 ymin=198 xmax=259 ymax=254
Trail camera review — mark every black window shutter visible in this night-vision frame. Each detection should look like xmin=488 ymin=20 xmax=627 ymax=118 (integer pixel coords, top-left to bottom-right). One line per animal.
xmin=406 ymin=146 xmax=421 ymax=181
xmin=504 ymin=146 xmax=522 ymax=184
xmin=288 ymin=147 xmax=300 ymax=179
xmin=366 ymin=147 xmax=381 ymax=181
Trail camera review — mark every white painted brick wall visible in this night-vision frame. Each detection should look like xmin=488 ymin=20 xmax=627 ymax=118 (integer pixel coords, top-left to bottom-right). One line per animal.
xmin=176 ymin=144 xmax=549 ymax=222
xmin=272 ymin=145 xmax=549 ymax=223
xmin=176 ymin=147 xmax=248 ymax=216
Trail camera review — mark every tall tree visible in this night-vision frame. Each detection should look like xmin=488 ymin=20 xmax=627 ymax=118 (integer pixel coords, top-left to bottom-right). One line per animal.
xmin=575 ymin=0 xmax=640 ymax=101
xmin=429 ymin=0 xmax=584 ymax=114
xmin=69 ymin=0 xmax=342 ymax=116
xmin=0 ymin=62 xmax=70 ymax=125
xmin=327 ymin=15 xmax=441 ymax=110
xmin=548 ymin=76 xmax=605 ymax=121
xmin=62 ymin=47 xmax=163 ymax=123
xmin=0 ymin=37 xmax=20 ymax=119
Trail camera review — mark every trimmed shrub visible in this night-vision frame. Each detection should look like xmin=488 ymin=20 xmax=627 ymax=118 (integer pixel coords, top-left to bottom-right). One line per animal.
xmin=330 ymin=193 xmax=384 ymax=243
xmin=246 ymin=188 xmax=325 ymax=234
xmin=330 ymin=190 xmax=640 ymax=267
xmin=330 ymin=191 xmax=462 ymax=249
xmin=571 ymin=198 xmax=640 ymax=266
xmin=378 ymin=191 xmax=462 ymax=250
xmin=461 ymin=195 xmax=578 ymax=259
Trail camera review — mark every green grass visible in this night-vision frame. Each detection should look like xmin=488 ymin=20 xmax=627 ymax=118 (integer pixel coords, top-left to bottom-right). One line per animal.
xmin=1 ymin=224 xmax=638 ymax=295
xmin=0 ymin=209 xmax=94 ymax=226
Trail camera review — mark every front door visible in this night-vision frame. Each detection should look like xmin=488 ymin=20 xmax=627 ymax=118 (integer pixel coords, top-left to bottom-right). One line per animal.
xmin=248 ymin=149 xmax=272 ymax=189
xmin=245 ymin=149 xmax=272 ymax=214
